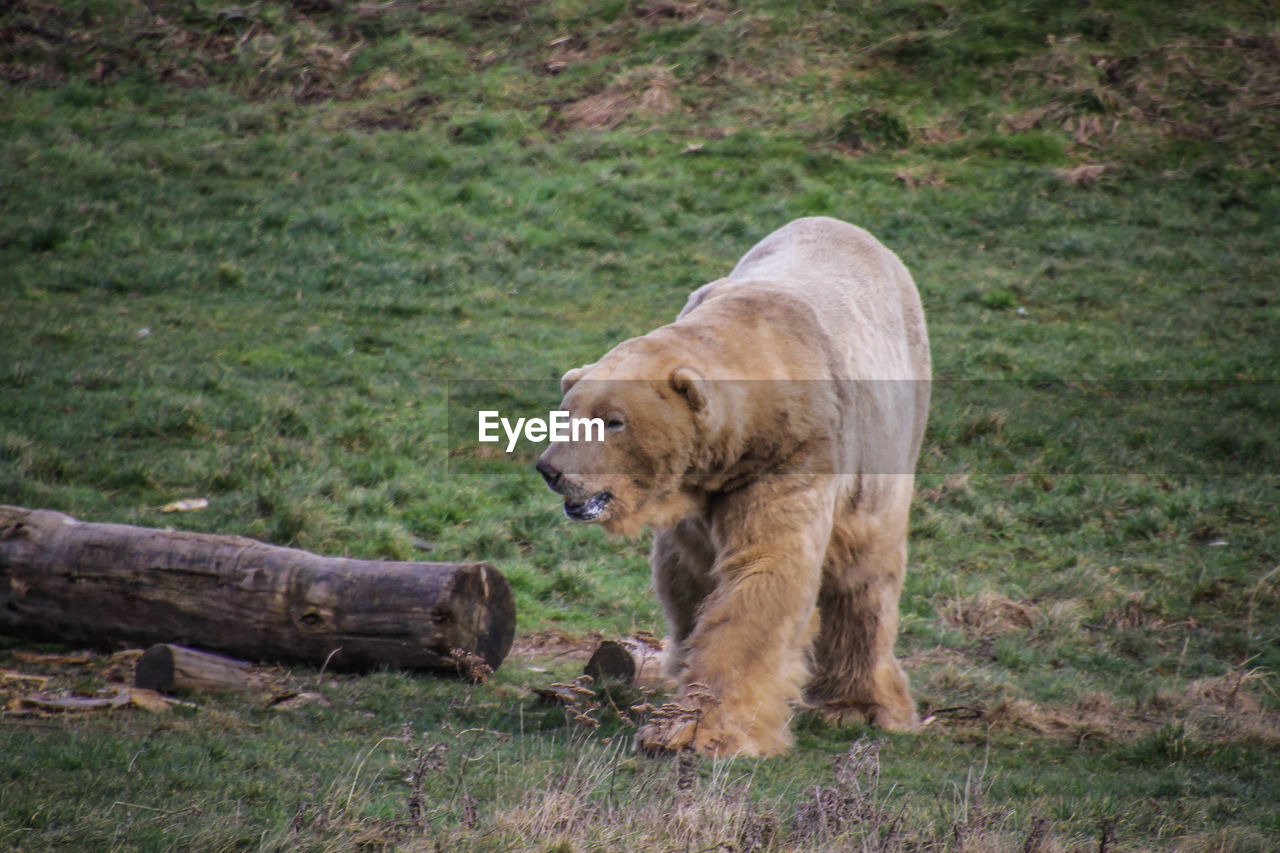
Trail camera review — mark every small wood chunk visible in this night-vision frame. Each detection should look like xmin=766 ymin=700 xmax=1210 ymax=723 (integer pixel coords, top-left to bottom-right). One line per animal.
xmin=584 ymin=640 xmax=636 ymax=684
xmin=135 ymin=644 xmax=253 ymax=694
xmin=583 ymin=635 xmax=670 ymax=688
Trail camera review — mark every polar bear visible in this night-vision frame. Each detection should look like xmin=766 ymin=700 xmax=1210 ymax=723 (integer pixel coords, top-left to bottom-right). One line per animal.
xmin=536 ymin=217 xmax=930 ymax=756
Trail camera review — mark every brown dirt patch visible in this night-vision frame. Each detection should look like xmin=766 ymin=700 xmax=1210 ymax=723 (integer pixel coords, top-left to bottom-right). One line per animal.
xmin=508 ymin=629 xmax=602 ymax=664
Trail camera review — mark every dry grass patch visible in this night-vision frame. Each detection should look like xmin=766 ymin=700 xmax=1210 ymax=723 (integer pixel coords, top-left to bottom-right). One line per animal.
xmin=561 ymin=63 xmax=682 ymax=129
xmin=1009 ymin=31 xmax=1280 ymax=162
xmin=1165 ymin=828 xmax=1275 ymax=853
xmin=917 ymin=471 xmax=971 ymax=505
xmin=924 ymin=666 xmax=1280 ymax=748
xmin=636 ymin=0 xmax=733 ymax=24
xmin=937 ymin=592 xmax=1035 ymax=641
xmin=1175 ymin=669 xmax=1280 ymax=746
xmin=488 ymin=739 xmax=1075 ymax=853
xmin=982 ymin=694 xmax=1140 ymax=743
xmin=2 ymin=1 xmax=386 ymax=100
xmin=895 ymin=166 xmax=950 ymax=190
xmin=1101 ymin=591 xmax=1173 ymax=630
xmin=494 ymin=745 xmax=779 ymax=852
xmin=1054 ymin=163 xmax=1109 ymax=186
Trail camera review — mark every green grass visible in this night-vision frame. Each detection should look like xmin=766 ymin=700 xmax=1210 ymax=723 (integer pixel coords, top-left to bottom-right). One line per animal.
xmin=2 ymin=0 xmax=1279 ymax=849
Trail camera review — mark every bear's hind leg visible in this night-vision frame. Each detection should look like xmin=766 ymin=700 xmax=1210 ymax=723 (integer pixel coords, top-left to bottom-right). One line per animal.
xmin=805 ymin=514 xmax=919 ymax=731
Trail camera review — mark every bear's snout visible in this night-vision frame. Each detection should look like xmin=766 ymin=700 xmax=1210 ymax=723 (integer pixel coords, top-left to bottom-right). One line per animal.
xmin=536 ymin=451 xmax=615 ymax=522
xmin=535 ymin=458 xmax=563 ymax=491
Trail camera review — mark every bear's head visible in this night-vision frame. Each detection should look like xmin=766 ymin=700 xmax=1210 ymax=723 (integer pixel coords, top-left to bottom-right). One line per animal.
xmin=536 ymin=342 xmax=712 ymax=535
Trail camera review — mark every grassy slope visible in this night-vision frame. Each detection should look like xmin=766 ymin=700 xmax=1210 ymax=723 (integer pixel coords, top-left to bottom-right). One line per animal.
xmin=1 ymin=1 xmax=1278 ymax=850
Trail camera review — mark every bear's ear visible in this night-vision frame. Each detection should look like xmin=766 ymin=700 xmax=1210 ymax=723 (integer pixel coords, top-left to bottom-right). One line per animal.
xmin=560 ymin=365 xmax=592 ymax=395
xmin=668 ymin=366 xmax=708 ymax=412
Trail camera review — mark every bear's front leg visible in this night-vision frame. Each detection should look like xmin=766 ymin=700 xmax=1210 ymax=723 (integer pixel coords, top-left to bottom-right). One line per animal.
xmin=637 ymin=483 xmax=833 ymax=757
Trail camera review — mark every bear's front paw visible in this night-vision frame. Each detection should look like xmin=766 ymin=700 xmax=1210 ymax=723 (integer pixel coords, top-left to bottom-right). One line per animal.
xmin=634 ymin=685 xmax=785 ymax=757
xmin=634 ymin=685 xmax=743 ymax=757
xmin=635 ymin=716 xmax=698 ymax=755
xmin=635 ymin=712 xmax=749 ymax=757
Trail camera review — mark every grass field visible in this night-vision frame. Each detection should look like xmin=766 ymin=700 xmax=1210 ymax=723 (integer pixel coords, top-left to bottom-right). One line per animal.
xmin=1 ymin=1 xmax=1278 ymax=850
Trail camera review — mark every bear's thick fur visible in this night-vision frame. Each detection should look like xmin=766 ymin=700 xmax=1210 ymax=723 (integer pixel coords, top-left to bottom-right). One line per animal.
xmin=536 ymin=217 xmax=930 ymax=756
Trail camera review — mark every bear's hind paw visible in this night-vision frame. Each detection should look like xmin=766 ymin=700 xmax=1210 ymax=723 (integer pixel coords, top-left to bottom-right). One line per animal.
xmin=819 ymin=701 xmax=921 ymax=732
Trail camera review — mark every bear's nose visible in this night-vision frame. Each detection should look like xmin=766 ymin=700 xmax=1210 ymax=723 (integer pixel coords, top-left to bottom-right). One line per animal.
xmin=535 ymin=459 xmax=562 ymax=489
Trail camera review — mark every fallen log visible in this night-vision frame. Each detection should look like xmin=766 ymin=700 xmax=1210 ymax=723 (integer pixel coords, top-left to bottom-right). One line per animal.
xmin=0 ymin=505 xmax=515 ymax=673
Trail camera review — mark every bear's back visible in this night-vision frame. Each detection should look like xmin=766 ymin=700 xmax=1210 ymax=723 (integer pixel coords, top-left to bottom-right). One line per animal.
xmin=682 ymin=217 xmax=927 ymax=384
xmin=728 ymin=217 xmax=899 ymax=289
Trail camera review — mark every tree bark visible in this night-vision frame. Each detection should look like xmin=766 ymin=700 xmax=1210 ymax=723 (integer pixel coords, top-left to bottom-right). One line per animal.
xmin=0 ymin=506 xmax=515 ymax=673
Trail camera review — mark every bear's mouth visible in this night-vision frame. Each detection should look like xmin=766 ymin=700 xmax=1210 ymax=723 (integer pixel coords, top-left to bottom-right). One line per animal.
xmin=563 ymin=491 xmax=613 ymax=522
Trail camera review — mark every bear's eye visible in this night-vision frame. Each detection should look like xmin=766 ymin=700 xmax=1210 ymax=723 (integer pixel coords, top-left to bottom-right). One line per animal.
xmin=605 ymin=416 xmax=625 ymax=432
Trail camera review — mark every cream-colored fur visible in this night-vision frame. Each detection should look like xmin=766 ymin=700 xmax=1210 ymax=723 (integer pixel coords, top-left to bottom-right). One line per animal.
xmin=536 ymin=217 xmax=930 ymax=756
